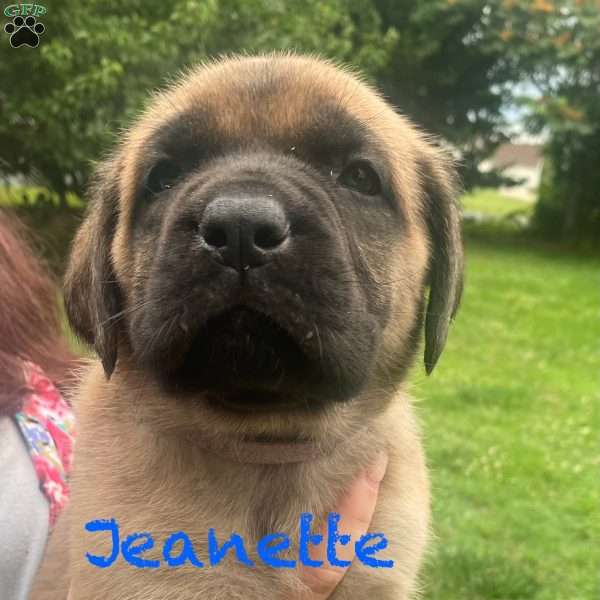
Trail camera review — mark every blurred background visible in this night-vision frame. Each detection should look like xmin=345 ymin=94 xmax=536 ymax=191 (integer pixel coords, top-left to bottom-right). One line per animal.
xmin=0 ymin=1 xmax=597 ymax=598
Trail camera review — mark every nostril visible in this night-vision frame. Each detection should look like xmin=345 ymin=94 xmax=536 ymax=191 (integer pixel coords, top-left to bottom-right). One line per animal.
xmin=203 ymin=225 xmax=227 ymax=249
xmin=254 ymin=224 xmax=287 ymax=250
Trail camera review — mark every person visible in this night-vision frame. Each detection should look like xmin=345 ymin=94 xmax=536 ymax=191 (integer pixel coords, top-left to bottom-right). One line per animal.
xmin=0 ymin=209 xmax=76 ymax=600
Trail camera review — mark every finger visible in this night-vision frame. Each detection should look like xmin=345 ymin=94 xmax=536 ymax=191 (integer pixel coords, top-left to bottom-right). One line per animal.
xmin=335 ymin=451 xmax=389 ymax=541
xmin=299 ymin=452 xmax=388 ymax=599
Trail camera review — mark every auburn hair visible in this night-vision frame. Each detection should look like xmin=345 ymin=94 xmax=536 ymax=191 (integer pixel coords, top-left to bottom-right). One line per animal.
xmin=0 ymin=209 xmax=75 ymax=416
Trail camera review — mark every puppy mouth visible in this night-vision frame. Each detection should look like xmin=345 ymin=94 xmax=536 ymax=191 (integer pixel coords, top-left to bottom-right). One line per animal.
xmin=161 ymin=306 xmax=315 ymax=407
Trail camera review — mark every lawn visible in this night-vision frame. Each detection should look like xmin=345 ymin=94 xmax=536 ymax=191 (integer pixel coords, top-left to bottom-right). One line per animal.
xmin=413 ymin=235 xmax=599 ymax=600
xmin=460 ymin=188 xmax=535 ymax=219
xmin=0 ymin=185 xmax=83 ymax=209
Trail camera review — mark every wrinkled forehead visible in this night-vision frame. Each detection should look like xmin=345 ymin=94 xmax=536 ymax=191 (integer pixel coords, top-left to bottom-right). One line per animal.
xmin=120 ymin=58 xmax=423 ymax=211
xmin=151 ymin=100 xmax=370 ymax=164
xmin=160 ymin=60 xmax=368 ymax=138
xmin=127 ymin=58 xmax=395 ymax=162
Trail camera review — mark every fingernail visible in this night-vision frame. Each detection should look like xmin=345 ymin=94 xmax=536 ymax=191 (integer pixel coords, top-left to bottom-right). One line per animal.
xmin=365 ymin=451 xmax=388 ymax=487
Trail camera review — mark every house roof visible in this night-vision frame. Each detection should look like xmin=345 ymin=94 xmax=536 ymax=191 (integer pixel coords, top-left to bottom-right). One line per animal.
xmin=489 ymin=143 xmax=543 ymax=169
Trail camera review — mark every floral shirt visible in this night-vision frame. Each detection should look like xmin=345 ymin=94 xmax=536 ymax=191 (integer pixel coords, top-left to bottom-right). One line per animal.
xmin=12 ymin=362 xmax=75 ymax=528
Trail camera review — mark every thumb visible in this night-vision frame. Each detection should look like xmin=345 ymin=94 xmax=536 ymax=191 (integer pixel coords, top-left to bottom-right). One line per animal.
xmin=298 ymin=452 xmax=389 ymax=599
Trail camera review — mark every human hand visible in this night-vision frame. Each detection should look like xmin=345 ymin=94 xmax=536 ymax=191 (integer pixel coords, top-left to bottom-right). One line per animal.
xmin=298 ymin=452 xmax=389 ymax=599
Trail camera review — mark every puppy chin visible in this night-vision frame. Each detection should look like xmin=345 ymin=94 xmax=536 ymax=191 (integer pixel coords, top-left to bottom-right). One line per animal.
xmin=133 ymin=305 xmax=370 ymax=412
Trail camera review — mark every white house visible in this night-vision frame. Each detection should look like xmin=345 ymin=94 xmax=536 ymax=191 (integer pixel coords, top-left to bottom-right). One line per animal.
xmin=480 ymin=143 xmax=544 ymax=200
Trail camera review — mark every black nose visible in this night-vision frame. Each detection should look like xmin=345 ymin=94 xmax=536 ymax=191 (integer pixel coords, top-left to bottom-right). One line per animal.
xmin=199 ymin=194 xmax=290 ymax=271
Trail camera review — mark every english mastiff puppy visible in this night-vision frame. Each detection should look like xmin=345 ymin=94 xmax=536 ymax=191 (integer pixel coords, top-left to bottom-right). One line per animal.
xmin=43 ymin=54 xmax=463 ymax=599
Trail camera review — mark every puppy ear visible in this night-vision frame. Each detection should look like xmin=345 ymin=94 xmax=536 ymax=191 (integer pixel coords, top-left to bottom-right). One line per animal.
xmin=64 ymin=160 xmax=122 ymax=377
xmin=420 ymin=148 xmax=464 ymax=374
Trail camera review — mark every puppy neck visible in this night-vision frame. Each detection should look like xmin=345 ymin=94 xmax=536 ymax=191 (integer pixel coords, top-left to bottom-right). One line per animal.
xmin=193 ymin=435 xmax=325 ymax=464
xmin=186 ymin=418 xmax=374 ymax=464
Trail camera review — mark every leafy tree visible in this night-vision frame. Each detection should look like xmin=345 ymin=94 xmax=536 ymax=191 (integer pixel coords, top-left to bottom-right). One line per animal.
xmin=0 ymin=0 xmax=396 ymax=198
xmin=1 ymin=0 xmax=522 ymax=198
xmin=374 ymin=0 xmax=600 ymax=238
xmin=486 ymin=0 xmax=600 ymax=239
xmin=373 ymin=0 xmax=519 ymax=188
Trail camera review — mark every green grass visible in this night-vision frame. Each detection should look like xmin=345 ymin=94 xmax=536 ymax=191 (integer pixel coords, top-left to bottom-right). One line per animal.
xmin=461 ymin=188 xmax=535 ymax=219
xmin=0 ymin=185 xmax=83 ymax=209
xmin=412 ymin=237 xmax=599 ymax=600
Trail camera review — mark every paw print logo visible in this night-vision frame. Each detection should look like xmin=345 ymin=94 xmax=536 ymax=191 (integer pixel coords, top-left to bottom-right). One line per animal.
xmin=4 ymin=15 xmax=45 ymax=48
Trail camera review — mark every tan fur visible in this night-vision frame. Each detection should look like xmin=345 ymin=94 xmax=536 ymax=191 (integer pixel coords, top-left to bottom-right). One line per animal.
xmin=33 ymin=53 xmax=463 ymax=599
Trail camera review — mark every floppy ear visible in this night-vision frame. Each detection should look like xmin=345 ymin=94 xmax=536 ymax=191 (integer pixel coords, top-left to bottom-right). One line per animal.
xmin=64 ymin=160 xmax=123 ymax=377
xmin=420 ymin=149 xmax=464 ymax=374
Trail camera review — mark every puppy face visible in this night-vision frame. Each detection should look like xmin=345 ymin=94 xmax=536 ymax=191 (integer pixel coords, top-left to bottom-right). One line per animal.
xmin=65 ymin=55 xmax=462 ymax=419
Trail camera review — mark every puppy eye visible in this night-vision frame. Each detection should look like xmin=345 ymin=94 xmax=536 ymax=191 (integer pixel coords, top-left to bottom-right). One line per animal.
xmin=338 ymin=160 xmax=381 ymax=196
xmin=146 ymin=160 xmax=180 ymax=195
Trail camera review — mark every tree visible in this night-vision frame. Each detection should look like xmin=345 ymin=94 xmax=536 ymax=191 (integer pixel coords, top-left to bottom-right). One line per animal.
xmin=0 ymin=0 xmax=396 ymax=199
xmin=373 ymin=0 xmax=519 ymax=189
xmin=486 ymin=0 xmax=600 ymax=239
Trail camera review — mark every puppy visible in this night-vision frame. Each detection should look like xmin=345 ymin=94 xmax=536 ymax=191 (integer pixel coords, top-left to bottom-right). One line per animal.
xmin=42 ymin=53 xmax=463 ymax=599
